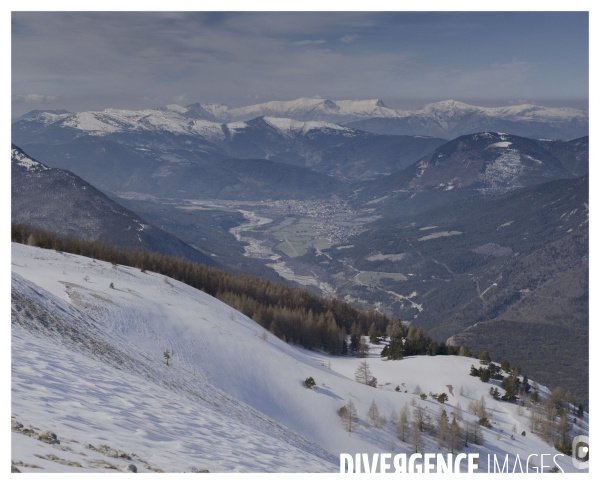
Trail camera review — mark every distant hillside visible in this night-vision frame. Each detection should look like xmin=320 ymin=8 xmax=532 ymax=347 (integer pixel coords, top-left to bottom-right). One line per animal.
xmin=330 ymin=174 xmax=588 ymax=403
xmin=11 ymin=144 xmax=218 ymax=266
xmin=12 ymin=107 xmax=446 ymax=195
xmin=353 ymin=133 xmax=588 ymax=216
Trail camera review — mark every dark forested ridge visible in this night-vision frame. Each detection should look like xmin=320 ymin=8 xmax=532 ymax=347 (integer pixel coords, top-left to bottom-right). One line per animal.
xmin=11 ymin=144 xmax=218 ymax=267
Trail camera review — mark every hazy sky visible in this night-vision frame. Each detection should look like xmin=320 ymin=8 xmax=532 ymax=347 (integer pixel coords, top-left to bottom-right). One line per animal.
xmin=11 ymin=11 xmax=589 ymax=116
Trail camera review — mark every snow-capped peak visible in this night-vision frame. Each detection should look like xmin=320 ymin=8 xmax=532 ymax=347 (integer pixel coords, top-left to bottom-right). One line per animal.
xmin=11 ymin=145 xmax=50 ymax=172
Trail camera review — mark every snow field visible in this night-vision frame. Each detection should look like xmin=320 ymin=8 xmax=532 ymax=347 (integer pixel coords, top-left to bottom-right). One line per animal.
xmin=11 ymin=244 xmax=588 ymax=473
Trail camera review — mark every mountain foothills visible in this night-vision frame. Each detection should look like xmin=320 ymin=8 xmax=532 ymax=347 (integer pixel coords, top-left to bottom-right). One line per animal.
xmin=10 ymin=96 xmax=589 ymax=472
xmin=12 ymin=107 xmax=447 ymax=195
xmin=11 ymin=145 xmax=217 ymax=267
xmin=326 ymin=175 xmax=588 ymax=403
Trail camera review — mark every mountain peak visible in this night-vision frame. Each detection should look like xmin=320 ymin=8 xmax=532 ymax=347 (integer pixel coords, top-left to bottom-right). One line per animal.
xmin=421 ymin=99 xmax=474 ymax=112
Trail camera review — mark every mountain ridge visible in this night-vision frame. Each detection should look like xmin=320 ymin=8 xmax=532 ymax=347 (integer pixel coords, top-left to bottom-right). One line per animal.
xmin=11 ymin=144 xmax=219 ymax=267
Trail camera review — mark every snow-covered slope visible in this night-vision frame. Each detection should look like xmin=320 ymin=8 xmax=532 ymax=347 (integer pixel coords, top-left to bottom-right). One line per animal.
xmin=11 ymin=244 xmax=588 ymax=472
xmin=13 ymin=106 xmax=357 ymax=140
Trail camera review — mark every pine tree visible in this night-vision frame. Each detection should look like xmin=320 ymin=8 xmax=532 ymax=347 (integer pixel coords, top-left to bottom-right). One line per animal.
xmin=304 ymin=376 xmax=316 ymax=389
xmin=502 ymin=373 xmax=520 ymax=401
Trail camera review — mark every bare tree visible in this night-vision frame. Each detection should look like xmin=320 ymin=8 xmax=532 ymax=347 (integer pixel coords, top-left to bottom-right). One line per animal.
xmin=452 ymin=401 xmax=463 ymax=421
xmin=354 ymin=360 xmax=373 ymax=385
xmin=411 ymin=418 xmax=422 ymax=453
xmin=413 ymin=404 xmax=426 ymax=432
xmin=450 ymin=416 xmax=461 ymax=453
xmin=356 ymin=336 xmax=369 ymax=358
xmin=557 ymin=412 xmax=573 ymax=447
xmin=341 ymin=399 xmax=358 ymax=434
xmin=397 ymin=404 xmax=409 ymax=442
xmin=367 ymin=400 xmax=383 ymax=428
xmin=437 ymin=408 xmax=449 ymax=449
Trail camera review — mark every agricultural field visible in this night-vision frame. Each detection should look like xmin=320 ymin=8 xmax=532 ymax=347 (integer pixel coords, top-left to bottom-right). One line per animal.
xmin=270 ymin=217 xmax=334 ymax=257
xmin=355 ymin=271 xmax=408 ymax=285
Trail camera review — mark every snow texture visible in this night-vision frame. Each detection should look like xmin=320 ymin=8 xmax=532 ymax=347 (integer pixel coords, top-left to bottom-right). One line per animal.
xmin=11 ymin=244 xmax=588 ymax=473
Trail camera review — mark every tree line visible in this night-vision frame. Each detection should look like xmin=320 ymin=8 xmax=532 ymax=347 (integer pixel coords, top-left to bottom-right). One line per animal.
xmin=12 ymin=223 xmax=405 ymax=354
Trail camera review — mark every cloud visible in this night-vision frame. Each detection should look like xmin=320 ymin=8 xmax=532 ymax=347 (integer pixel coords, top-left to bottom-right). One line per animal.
xmin=293 ymin=40 xmax=326 ymax=46
xmin=10 ymin=12 xmax=587 ymax=112
xmin=12 ymin=93 xmax=57 ymax=104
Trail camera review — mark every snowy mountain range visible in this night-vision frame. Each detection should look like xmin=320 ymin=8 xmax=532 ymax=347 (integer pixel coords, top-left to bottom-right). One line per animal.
xmin=186 ymin=98 xmax=587 ymax=138
xmin=12 ymin=108 xmax=446 ymax=194
xmin=347 ymin=100 xmax=588 ymax=140
xmin=15 ymin=97 xmax=588 ymax=141
xmin=187 ymin=97 xmax=403 ymax=123
xmin=11 ymin=243 xmax=589 ymax=473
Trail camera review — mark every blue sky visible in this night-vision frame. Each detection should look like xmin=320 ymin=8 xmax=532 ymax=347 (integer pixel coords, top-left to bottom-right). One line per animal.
xmin=11 ymin=11 xmax=589 ymax=116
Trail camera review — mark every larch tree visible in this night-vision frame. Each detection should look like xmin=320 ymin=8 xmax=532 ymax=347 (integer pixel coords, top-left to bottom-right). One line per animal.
xmin=342 ymin=399 xmax=358 ymax=434
xmin=450 ymin=416 xmax=461 ymax=453
xmin=367 ymin=400 xmax=382 ymax=428
xmin=437 ymin=408 xmax=449 ymax=449
xmin=354 ymin=360 xmax=373 ymax=385
xmin=397 ymin=404 xmax=409 ymax=442
xmin=411 ymin=418 xmax=422 ymax=453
